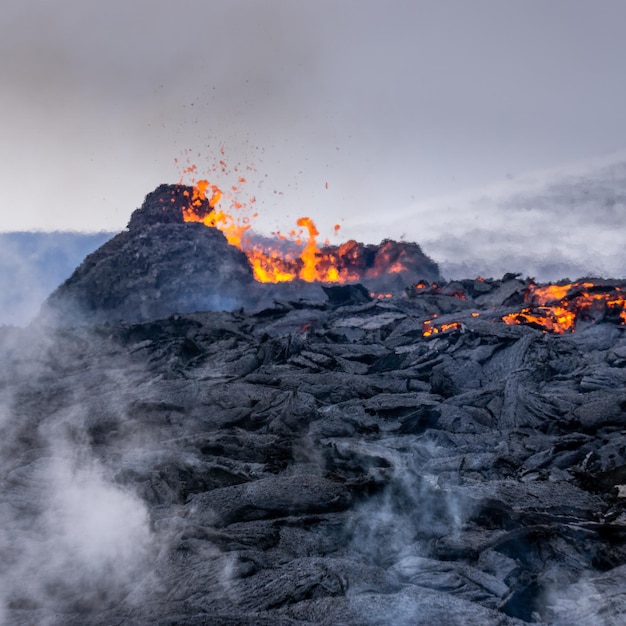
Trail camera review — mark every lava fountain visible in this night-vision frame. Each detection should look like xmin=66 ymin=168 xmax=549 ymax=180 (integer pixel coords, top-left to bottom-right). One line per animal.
xmin=177 ymin=156 xmax=421 ymax=285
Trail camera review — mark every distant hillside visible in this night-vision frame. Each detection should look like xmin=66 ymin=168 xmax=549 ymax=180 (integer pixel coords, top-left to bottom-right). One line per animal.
xmin=0 ymin=231 xmax=115 ymax=326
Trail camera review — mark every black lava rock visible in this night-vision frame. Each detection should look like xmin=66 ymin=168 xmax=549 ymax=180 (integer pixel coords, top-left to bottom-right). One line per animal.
xmin=42 ymin=221 xmax=255 ymax=324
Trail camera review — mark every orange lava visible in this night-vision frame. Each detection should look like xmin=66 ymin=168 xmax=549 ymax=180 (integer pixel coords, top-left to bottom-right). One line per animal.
xmin=177 ymin=152 xmax=422 ymax=285
xmin=502 ymin=306 xmax=577 ymax=334
xmin=181 ymin=154 xmax=352 ymax=283
xmin=182 ymin=180 xmax=250 ymax=250
xmin=503 ymin=281 xmax=626 ymax=333
xmin=423 ymin=320 xmax=463 ymax=337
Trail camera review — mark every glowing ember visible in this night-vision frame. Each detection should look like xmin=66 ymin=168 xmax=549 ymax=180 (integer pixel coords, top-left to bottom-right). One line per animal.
xmin=502 ymin=306 xmax=577 ymax=334
xmin=503 ymin=281 xmax=626 ymax=333
xmin=423 ymin=320 xmax=463 ymax=337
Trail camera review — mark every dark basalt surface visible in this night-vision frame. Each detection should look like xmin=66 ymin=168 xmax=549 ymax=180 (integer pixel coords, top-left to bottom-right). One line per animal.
xmin=41 ymin=183 xmax=255 ymax=324
xmin=42 ymin=221 xmax=256 ymax=324
xmin=2 ymin=275 xmax=626 ymax=624
xmin=126 ymin=183 xmax=213 ymax=231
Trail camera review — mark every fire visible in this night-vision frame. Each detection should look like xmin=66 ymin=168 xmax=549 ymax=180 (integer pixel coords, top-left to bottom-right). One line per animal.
xmin=175 ymin=147 xmax=352 ymax=283
xmin=502 ymin=306 xmax=577 ymax=334
xmin=296 ymin=217 xmax=333 ymax=282
xmin=528 ymin=282 xmax=594 ymax=305
xmin=181 ymin=175 xmax=340 ymax=283
xmin=181 ymin=181 xmax=251 ymax=248
xmin=178 ymin=155 xmax=420 ymax=285
xmin=503 ymin=281 xmax=626 ymax=333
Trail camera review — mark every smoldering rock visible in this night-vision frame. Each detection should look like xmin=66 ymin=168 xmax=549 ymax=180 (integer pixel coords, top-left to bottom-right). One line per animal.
xmin=126 ymin=183 xmax=207 ymax=230
xmin=39 ymin=183 xmax=277 ymax=325
xmin=322 ymin=283 xmax=372 ymax=307
xmin=187 ymin=471 xmax=353 ymax=527
xmin=41 ymin=221 xmax=256 ymax=324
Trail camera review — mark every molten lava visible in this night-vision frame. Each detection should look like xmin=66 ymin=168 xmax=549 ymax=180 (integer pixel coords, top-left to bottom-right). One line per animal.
xmin=503 ymin=281 xmax=626 ymax=333
xmin=423 ymin=319 xmax=463 ymax=337
xmin=179 ymin=172 xmax=358 ymax=283
xmin=179 ymin=170 xmax=422 ymax=286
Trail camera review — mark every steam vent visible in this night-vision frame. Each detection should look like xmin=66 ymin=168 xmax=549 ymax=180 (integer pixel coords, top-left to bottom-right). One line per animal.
xmin=2 ymin=184 xmax=626 ymax=624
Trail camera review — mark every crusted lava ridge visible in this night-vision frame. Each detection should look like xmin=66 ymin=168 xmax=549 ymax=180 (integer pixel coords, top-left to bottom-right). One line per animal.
xmin=1 ymin=271 xmax=626 ymax=624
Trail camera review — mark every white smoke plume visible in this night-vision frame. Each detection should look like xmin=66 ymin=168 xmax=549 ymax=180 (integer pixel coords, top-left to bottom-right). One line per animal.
xmin=0 ymin=325 xmax=157 ymax=622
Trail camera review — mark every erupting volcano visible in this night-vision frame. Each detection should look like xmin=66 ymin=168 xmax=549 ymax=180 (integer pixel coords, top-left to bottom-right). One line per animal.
xmin=41 ymin=179 xmax=440 ymax=325
xmin=174 ymin=168 xmax=626 ymax=335
xmin=16 ymin=173 xmax=626 ymax=626
xmin=178 ymin=165 xmax=432 ymax=286
xmin=42 ymin=168 xmax=626 ymax=335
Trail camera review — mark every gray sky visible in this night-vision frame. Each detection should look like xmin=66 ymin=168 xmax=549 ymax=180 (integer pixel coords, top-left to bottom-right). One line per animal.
xmin=2 ymin=0 xmax=626 ymax=263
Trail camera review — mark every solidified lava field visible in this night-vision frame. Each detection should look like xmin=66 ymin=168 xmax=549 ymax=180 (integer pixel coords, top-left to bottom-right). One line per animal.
xmin=0 ymin=185 xmax=625 ymax=625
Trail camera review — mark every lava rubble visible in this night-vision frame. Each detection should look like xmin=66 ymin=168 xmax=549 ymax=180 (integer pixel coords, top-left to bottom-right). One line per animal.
xmin=0 ymin=186 xmax=625 ymax=624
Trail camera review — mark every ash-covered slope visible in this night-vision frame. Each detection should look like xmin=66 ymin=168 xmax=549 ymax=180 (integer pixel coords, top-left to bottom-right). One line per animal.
xmin=42 ymin=185 xmax=256 ymax=324
xmin=41 ymin=184 xmax=441 ymax=324
xmin=1 ymin=277 xmax=626 ymax=624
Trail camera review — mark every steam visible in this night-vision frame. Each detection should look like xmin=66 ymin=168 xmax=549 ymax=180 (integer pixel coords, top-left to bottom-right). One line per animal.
xmin=348 ymin=157 xmax=626 ymax=282
xmin=543 ymin=570 xmax=626 ymax=625
xmin=0 ymin=326 xmax=155 ymax=622
xmin=345 ymin=438 xmax=467 ymax=565
xmin=0 ymin=232 xmax=113 ymax=326
xmin=0 ymin=454 xmax=153 ymax=617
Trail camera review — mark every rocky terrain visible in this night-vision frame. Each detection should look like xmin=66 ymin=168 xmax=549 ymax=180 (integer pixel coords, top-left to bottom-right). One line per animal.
xmin=0 ymin=186 xmax=625 ymax=625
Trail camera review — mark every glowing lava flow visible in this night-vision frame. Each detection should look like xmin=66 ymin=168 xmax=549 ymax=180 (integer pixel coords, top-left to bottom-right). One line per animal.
xmin=423 ymin=320 xmax=463 ymax=337
xmin=182 ymin=180 xmax=250 ymax=249
xmin=179 ymin=173 xmax=401 ymax=284
xmin=174 ymin=141 xmax=357 ymax=286
xmin=502 ymin=281 xmax=626 ymax=333
xmin=175 ymin=148 xmax=437 ymax=285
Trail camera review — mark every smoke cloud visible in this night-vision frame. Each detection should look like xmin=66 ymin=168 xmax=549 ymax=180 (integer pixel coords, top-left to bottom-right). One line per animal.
xmin=0 ymin=325 xmax=156 ymax=622
xmin=348 ymin=158 xmax=626 ymax=281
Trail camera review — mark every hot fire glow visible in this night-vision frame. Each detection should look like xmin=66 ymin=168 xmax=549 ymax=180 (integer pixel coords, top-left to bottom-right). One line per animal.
xmin=419 ymin=281 xmax=626 ymax=337
xmin=178 ymin=160 xmax=409 ymax=284
xmin=502 ymin=282 xmax=626 ymax=334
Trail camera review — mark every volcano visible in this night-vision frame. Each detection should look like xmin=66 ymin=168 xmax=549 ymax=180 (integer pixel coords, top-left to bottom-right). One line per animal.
xmin=42 ymin=184 xmax=441 ymax=324
xmin=2 ymin=184 xmax=626 ymax=624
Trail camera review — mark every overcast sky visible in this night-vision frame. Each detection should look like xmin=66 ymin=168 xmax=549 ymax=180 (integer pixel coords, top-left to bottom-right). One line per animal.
xmin=2 ymin=0 xmax=626 ymax=273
